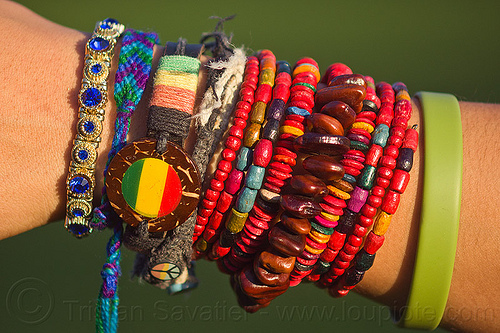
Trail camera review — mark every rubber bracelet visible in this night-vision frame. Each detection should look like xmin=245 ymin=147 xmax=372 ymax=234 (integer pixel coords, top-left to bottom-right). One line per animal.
xmin=395 ymin=91 xmax=462 ymax=330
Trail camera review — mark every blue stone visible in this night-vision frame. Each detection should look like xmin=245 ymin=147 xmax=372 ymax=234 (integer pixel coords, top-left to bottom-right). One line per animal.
xmin=286 ymin=106 xmax=310 ymax=116
xmin=236 ymin=147 xmax=252 ymax=171
xmin=89 ymin=37 xmax=109 ymax=51
xmin=69 ymin=176 xmax=90 ymax=194
xmin=235 ymin=187 xmax=258 ymax=213
xmin=83 ymin=121 xmax=95 ymax=134
xmin=90 ymin=63 xmax=102 ymax=74
xmin=72 ymin=208 xmax=85 ymax=217
xmin=81 ymin=88 xmax=102 ymax=107
xmin=67 ymin=223 xmax=90 ymax=237
xmin=103 ymin=18 xmax=118 ymax=24
xmin=78 ymin=150 xmax=89 ymax=161
xmin=342 ymin=173 xmax=357 ymax=184
xmin=372 ymin=124 xmax=390 ymax=147
xmin=245 ymin=165 xmax=265 ymax=190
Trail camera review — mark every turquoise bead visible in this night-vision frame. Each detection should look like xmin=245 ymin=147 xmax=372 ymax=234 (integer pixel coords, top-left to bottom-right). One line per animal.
xmin=372 ymin=124 xmax=390 ymax=147
xmin=236 ymin=147 xmax=252 ymax=171
xmin=286 ymin=106 xmax=310 ymax=116
xmin=342 ymin=173 xmax=357 ymax=184
xmin=235 ymin=187 xmax=258 ymax=213
xmin=350 ymin=140 xmax=369 ymax=152
xmin=245 ymin=165 xmax=266 ymax=190
xmin=359 ymin=165 xmax=377 ymax=190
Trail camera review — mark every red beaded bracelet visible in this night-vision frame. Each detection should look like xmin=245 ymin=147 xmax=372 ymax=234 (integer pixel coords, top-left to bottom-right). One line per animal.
xmin=192 ymin=56 xmax=260 ymax=254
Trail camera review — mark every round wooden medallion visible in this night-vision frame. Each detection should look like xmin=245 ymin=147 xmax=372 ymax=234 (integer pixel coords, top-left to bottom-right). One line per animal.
xmin=106 ymin=138 xmax=200 ymax=232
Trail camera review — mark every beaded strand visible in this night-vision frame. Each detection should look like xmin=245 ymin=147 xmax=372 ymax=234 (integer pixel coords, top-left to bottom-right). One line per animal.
xmin=209 ymin=60 xmax=291 ymax=262
xmin=228 ymin=59 xmax=322 ymax=312
xmin=328 ymin=83 xmax=416 ymax=297
xmin=192 ymin=56 xmax=260 ymax=255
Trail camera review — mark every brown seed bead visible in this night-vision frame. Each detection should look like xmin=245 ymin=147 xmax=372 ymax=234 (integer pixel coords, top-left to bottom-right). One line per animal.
xmin=280 ymin=194 xmax=322 ymax=218
xmin=320 ymin=101 xmax=357 ymax=129
xmin=332 ymin=179 xmax=354 ymax=193
xmin=306 ymin=113 xmax=344 ymax=136
xmin=315 ymin=84 xmax=367 ymax=111
xmin=250 ymin=101 xmax=267 ymax=124
xmin=328 ymin=74 xmax=367 ymax=88
xmin=290 ymin=174 xmax=328 ymax=198
xmin=293 ymin=133 xmax=350 ymax=157
xmin=303 ymin=155 xmax=345 ymax=181
xmin=254 ymin=264 xmax=290 ymax=286
xmin=231 ymin=275 xmax=271 ymax=313
xmin=237 ymin=265 xmax=289 ymax=299
xmin=268 ymin=223 xmax=307 ymax=256
xmin=243 ymin=123 xmax=261 ymax=148
xmin=281 ymin=214 xmax=311 ymax=235
xmin=258 ymin=250 xmax=296 ymax=274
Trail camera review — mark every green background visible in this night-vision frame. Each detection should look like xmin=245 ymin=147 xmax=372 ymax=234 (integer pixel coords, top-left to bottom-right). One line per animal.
xmin=1 ymin=0 xmax=499 ymax=332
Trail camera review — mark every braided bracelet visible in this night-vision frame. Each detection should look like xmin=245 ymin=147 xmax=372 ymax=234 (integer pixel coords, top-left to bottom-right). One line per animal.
xmin=65 ymin=18 xmax=124 ymax=238
xmin=93 ymin=29 xmax=159 ymax=333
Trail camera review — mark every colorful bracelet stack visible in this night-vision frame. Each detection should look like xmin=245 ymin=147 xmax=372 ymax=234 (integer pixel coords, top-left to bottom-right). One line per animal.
xmin=61 ymin=17 xmax=439 ymax=329
xmin=65 ymin=18 xmax=124 ymax=237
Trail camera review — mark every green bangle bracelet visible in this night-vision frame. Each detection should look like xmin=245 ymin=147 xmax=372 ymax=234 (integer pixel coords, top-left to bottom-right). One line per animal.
xmin=395 ymin=92 xmax=462 ymax=330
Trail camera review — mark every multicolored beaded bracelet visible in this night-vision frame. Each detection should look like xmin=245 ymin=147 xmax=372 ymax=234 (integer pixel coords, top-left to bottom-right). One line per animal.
xmin=229 ymin=58 xmax=325 ymax=312
xmin=65 ymin=18 xmax=125 ymax=238
xmin=191 ymin=55 xmax=260 ymax=254
xmin=211 ymin=59 xmax=291 ymax=264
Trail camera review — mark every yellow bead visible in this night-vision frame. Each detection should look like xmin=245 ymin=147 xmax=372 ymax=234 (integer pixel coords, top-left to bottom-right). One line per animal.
xmin=259 ymin=68 xmax=275 ymax=86
xmin=195 ymin=238 xmax=208 ymax=251
xmin=351 ymin=121 xmax=374 ymax=133
xmin=250 ymin=101 xmax=267 ymax=124
xmin=279 ymin=125 xmax=304 ymax=137
xmin=327 ymin=185 xmax=351 ymax=200
xmin=243 ymin=123 xmax=261 ymax=148
xmin=225 ymin=208 xmax=249 ymax=233
xmin=309 ymin=230 xmax=331 ymax=244
xmin=373 ymin=211 xmax=393 ymax=236
xmin=304 ymin=243 xmax=324 ymax=255
xmin=292 ymin=63 xmax=321 ymax=83
xmin=320 ymin=211 xmax=339 ymax=222
xmin=397 ymin=90 xmax=411 ymax=102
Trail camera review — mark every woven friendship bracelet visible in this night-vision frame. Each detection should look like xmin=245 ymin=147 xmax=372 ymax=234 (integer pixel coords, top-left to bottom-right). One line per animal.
xmin=92 ymin=29 xmax=159 ymax=231
xmin=93 ymin=29 xmax=159 ymax=333
xmin=65 ymin=18 xmax=124 ymax=238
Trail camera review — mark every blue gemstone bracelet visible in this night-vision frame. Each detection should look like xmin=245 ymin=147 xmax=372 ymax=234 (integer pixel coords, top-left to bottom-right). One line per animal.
xmin=65 ymin=18 xmax=125 ymax=237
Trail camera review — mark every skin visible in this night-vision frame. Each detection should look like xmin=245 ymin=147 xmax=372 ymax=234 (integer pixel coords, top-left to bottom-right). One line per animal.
xmin=1 ymin=1 xmax=499 ymax=332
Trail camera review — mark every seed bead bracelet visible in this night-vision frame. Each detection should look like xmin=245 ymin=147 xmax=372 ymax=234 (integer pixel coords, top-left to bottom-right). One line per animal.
xmin=65 ymin=18 xmax=125 ymax=238
xmin=229 ymin=58 xmax=323 ymax=312
xmin=191 ymin=55 xmax=260 ymax=254
xmin=194 ymin=50 xmax=277 ymax=257
xmin=209 ymin=60 xmax=291 ymax=262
